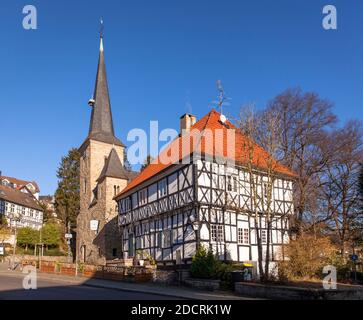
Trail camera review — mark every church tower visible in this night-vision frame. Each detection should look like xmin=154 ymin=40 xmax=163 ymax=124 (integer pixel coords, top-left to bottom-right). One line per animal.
xmin=77 ymin=33 xmax=131 ymax=265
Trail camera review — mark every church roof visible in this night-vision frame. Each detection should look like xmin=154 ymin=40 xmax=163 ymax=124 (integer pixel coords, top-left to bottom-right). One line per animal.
xmin=115 ymin=109 xmax=297 ymax=199
xmin=85 ymin=36 xmax=124 ymax=147
xmin=97 ymin=148 xmax=132 ymax=182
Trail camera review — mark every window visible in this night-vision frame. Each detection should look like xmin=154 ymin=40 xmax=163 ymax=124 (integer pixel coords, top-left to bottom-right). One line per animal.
xmin=227 ymin=176 xmax=238 ymax=192
xmin=138 ymin=189 xmax=148 ymax=205
xmin=158 ymin=179 xmax=167 ymax=198
xmin=211 ymin=225 xmax=224 ymax=242
xmin=157 ymin=231 xmax=162 ymax=248
xmin=261 ymin=230 xmax=267 ymax=244
xmin=162 ymin=230 xmax=171 ymax=248
xmin=124 ymin=198 xmax=131 ymax=212
xmin=10 ymin=204 xmax=15 ymax=213
xmin=128 ymin=234 xmax=134 ymax=257
xmin=227 ymin=176 xmax=232 ymax=191
xmin=112 ymin=248 xmax=117 ymax=257
xmin=238 ymin=228 xmax=249 ymax=244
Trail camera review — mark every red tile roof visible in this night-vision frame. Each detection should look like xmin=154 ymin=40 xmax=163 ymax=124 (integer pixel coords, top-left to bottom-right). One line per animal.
xmin=0 ymin=176 xmax=40 ymax=193
xmin=115 ymin=109 xmax=296 ymax=199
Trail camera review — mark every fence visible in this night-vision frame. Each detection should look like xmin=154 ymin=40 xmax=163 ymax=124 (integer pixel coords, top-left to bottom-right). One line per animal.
xmin=23 ymin=260 xmax=155 ymax=283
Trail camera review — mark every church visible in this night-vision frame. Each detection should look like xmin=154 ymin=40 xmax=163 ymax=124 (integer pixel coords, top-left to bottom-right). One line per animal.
xmin=77 ymin=33 xmax=295 ymax=267
xmin=76 ymin=34 xmax=136 ymax=266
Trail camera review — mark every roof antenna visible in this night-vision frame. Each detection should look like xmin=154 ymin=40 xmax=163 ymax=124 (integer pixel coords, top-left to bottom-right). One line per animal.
xmin=211 ymin=80 xmax=231 ymax=124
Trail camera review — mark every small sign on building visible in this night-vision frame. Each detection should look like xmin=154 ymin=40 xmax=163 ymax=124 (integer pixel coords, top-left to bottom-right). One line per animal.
xmin=65 ymin=233 xmax=73 ymax=240
xmin=90 ymin=220 xmax=99 ymax=232
xmin=0 ymin=245 xmax=4 ymax=256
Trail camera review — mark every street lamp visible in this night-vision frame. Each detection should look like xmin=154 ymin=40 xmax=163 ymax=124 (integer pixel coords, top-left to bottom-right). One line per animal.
xmin=8 ymin=212 xmax=21 ymax=270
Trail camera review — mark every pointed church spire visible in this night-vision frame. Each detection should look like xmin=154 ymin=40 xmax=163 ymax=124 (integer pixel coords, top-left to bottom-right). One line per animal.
xmin=87 ymin=21 xmax=123 ymax=147
xmin=97 ymin=148 xmax=130 ymax=182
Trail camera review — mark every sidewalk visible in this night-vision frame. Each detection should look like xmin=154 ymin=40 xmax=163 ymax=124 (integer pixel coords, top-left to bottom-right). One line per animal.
xmin=0 ymin=264 xmax=253 ymax=300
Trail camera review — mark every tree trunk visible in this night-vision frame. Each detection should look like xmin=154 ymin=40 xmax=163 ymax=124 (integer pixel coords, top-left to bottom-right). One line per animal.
xmin=264 ymin=222 xmax=272 ymax=281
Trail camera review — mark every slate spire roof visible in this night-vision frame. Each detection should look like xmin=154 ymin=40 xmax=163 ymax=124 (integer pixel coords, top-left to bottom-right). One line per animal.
xmin=97 ymin=148 xmax=131 ymax=182
xmin=87 ymin=35 xmax=123 ymax=146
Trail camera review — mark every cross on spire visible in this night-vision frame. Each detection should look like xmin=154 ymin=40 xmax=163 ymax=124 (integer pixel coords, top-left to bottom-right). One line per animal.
xmin=100 ymin=17 xmax=104 ymax=38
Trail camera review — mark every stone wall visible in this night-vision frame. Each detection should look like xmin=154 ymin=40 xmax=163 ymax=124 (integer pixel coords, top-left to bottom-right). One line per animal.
xmin=153 ymin=270 xmax=178 ymax=284
xmin=235 ymin=282 xmax=363 ymax=300
xmin=6 ymin=255 xmax=69 ymax=264
xmin=184 ymin=278 xmax=221 ymax=291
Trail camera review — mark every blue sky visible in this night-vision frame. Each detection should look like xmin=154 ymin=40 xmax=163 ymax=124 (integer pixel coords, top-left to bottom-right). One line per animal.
xmin=0 ymin=0 xmax=362 ymax=195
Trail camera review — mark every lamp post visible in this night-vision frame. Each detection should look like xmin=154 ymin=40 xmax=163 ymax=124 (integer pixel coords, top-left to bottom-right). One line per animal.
xmin=8 ymin=212 xmax=20 ymax=270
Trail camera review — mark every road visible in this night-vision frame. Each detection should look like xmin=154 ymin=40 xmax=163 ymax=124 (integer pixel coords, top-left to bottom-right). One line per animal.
xmin=0 ymin=274 xmax=180 ymax=300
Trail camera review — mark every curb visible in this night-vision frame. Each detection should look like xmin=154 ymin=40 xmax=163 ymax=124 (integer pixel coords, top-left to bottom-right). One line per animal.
xmin=81 ymin=281 xmax=193 ymax=300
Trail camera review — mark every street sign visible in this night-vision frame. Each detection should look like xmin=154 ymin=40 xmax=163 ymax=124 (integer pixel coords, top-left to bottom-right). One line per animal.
xmin=0 ymin=246 xmax=4 ymax=256
xmin=351 ymin=254 xmax=359 ymax=262
xmin=65 ymin=233 xmax=73 ymax=239
xmin=90 ymin=220 xmax=99 ymax=231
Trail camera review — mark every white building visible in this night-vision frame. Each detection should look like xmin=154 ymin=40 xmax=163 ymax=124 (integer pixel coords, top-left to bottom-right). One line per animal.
xmin=115 ymin=110 xmax=295 ymax=266
xmin=0 ymin=174 xmax=40 ymax=200
xmin=0 ymin=185 xmax=44 ymax=231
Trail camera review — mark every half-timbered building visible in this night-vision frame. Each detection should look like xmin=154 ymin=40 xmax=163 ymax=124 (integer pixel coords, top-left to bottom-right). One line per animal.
xmin=115 ymin=110 xmax=295 ymax=266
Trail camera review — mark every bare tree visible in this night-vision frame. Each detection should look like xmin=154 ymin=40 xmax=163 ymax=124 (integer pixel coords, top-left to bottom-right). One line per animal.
xmin=318 ymin=121 xmax=363 ymax=256
xmin=267 ymin=88 xmax=337 ymax=233
xmin=238 ymin=105 xmax=286 ymax=281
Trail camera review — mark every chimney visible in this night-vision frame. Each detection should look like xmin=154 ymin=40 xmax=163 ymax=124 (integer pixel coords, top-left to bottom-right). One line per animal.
xmin=180 ymin=113 xmax=197 ymax=134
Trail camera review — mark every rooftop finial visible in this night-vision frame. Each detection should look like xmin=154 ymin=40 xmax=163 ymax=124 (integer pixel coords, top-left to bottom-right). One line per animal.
xmin=99 ymin=17 xmax=104 ymax=52
xmin=100 ymin=17 xmax=104 ymax=38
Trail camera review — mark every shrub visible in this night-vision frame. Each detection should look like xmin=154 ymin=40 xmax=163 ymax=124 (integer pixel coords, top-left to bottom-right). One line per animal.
xmin=190 ymin=246 xmax=219 ymax=279
xmin=278 ymin=234 xmax=349 ymax=282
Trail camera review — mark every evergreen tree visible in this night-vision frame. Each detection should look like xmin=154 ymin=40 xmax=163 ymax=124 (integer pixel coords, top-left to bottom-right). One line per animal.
xmin=54 ymin=148 xmax=80 ymax=230
xmin=140 ymin=155 xmax=154 ymax=172
xmin=123 ymin=147 xmax=133 ymax=172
